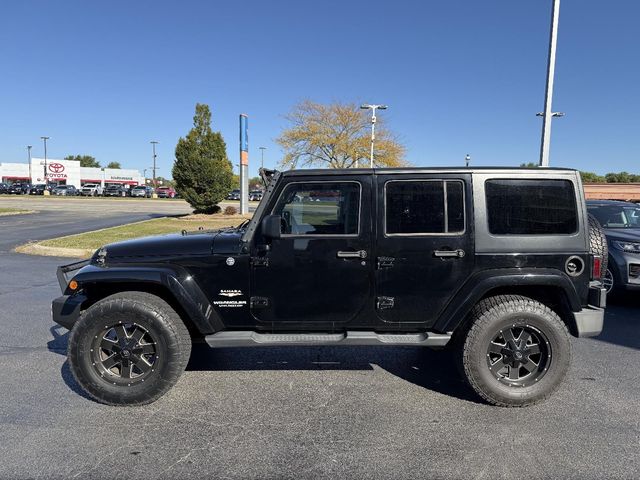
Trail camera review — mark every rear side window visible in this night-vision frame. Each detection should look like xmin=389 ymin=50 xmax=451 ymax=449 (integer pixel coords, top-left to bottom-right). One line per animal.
xmin=485 ymin=179 xmax=577 ymax=235
xmin=385 ymin=180 xmax=465 ymax=235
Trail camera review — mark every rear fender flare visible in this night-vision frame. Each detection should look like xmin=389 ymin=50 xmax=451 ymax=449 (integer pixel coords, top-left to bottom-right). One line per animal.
xmin=434 ymin=268 xmax=581 ymax=333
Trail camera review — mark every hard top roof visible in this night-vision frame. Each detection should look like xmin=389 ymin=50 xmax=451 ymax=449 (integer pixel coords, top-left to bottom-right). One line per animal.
xmin=281 ymin=166 xmax=578 ymax=177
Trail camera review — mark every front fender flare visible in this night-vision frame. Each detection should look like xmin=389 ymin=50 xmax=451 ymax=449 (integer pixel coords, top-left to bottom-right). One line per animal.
xmin=72 ymin=264 xmax=223 ymax=334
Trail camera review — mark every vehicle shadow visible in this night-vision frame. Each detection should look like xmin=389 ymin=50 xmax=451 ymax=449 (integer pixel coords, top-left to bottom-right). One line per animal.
xmin=47 ymin=325 xmax=479 ymax=404
xmin=187 ymin=343 xmax=482 ymax=404
xmin=595 ymin=295 xmax=640 ymax=350
xmin=46 ymin=325 xmax=94 ymax=400
xmin=48 ymin=299 xmax=640 ymax=405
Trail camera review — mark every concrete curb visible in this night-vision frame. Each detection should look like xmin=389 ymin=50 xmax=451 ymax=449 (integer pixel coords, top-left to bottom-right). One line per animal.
xmin=0 ymin=210 xmax=36 ymax=216
xmin=14 ymin=243 xmax=91 ymax=258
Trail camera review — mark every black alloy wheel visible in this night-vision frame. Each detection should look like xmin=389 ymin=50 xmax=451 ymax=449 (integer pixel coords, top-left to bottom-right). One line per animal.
xmin=486 ymin=325 xmax=550 ymax=387
xmin=91 ymin=322 xmax=157 ymax=385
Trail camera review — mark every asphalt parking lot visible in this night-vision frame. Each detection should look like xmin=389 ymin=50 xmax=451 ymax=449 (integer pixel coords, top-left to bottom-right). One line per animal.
xmin=0 ymin=199 xmax=638 ymax=479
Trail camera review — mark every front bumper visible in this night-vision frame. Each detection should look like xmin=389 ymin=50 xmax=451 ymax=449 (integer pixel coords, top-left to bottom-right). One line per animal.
xmin=52 ymin=294 xmax=87 ymax=330
xmin=53 ymin=259 xmax=92 ymax=330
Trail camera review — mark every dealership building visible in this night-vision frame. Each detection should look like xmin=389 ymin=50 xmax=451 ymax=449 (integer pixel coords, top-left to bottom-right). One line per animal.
xmin=0 ymin=158 xmax=145 ymax=188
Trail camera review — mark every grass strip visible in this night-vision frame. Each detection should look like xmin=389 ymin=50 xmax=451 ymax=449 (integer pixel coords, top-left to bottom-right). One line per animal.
xmin=37 ymin=214 xmax=250 ymax=251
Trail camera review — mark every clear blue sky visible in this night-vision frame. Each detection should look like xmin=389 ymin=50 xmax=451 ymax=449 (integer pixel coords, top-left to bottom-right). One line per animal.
xmin=1 ymin=0 xmax=638 ymax=176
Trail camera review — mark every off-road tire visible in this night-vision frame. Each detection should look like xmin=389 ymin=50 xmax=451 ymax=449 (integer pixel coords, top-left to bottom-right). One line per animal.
xmin=460 ymin=295 xmax=571 ymax=407
xmin=68 ymin=292 xmax=191 ymax=406
xmin=588 ymin=213 xmax=608 ymax=274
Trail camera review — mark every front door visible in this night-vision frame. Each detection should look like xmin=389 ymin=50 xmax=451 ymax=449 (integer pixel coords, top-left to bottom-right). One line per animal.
xmin=374 ymin=174 xmax=474 ymax=327
xmin=251 ymin=177 xmax=372 ymax=327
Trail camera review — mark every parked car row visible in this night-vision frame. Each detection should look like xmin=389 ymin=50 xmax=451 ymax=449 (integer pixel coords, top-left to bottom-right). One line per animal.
xmin=0 ymin=182 xmax=178 ymax=198
xmin=226 ymin=189 xmax=264 ymax=201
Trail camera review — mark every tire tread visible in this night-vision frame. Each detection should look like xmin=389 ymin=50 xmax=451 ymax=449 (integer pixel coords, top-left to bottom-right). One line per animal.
xmin=461 ymin=294 xmax=570 ymax=407
xmin=68 ymin=291 xmax=191 ymax=406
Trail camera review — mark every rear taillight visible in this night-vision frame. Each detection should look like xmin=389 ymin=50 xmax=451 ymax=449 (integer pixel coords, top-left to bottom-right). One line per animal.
xmin=591 ymin=255 xmax=603 ymax=280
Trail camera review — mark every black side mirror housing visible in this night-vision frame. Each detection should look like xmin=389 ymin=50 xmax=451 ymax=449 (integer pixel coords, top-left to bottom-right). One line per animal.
xmin=261 ymin=214 xmax=281 ymax=239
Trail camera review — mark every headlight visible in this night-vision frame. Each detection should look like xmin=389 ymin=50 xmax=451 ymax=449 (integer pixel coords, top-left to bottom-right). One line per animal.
xmin=613 ymin=241 xmax=640 ymax=254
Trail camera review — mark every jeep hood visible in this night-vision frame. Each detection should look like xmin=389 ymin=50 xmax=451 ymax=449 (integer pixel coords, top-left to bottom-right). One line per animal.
xmin=99 ymin=229 xmax=243 ymax=261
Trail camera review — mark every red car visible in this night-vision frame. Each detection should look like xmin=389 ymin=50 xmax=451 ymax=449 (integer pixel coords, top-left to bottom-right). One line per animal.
xmin=156 ymin=186 xmax=176 ymax=198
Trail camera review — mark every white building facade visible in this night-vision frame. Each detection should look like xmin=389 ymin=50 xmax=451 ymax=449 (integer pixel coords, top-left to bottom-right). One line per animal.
xmin=0 ymin=158 xmax=144 ymax=188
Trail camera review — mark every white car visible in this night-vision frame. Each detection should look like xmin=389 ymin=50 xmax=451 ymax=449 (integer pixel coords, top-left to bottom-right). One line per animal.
xmin=80 ymin=184 xmax=103 ymax=196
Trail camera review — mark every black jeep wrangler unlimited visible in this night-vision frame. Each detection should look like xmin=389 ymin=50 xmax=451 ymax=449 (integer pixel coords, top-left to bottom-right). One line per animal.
xmin=53 ymin=167 xmax=607 ymax=407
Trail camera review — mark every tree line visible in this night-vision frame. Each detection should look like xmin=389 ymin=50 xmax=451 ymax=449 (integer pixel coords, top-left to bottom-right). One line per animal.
xmin=520 ymin=163 xmax=639 ymax=183
xmin=63 ymin=155 xmax=121 ymax=169
xmin=580 ymin=171 xmax=640 ymax=183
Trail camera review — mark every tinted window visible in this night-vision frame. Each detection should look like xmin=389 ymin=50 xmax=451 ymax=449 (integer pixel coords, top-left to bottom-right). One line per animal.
xmin=385 ymin=180 xmax=465 ymax=234
xmin=274 ymin=182 xmax=360 ymax=235
xmin=486 ymin=179 xmax=577 ymax=235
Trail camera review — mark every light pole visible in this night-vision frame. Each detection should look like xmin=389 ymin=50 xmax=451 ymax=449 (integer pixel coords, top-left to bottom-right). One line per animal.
xmin=150 ymin=141 xmax=159 ymax=188
xmin=538 ymin=0 xmax=562 ymax=167
xmin=465 ymin=154 xmax=471 ymax=167
xmin=27 ymin=145 xmax=33 ymax=182
xmin=360 ymin=104 xmax=387 ymax=168
xmin=259 ymin=146 xmax=266 ymax=170
xmin=41 ymin=136 xmax=50 ymax=187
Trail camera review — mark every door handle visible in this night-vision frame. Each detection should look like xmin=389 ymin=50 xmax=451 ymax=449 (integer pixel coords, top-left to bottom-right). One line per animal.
xmin=337 ymin=250 xmax=368 ymax=259
xmin=433 ymin=249 xmax=465 ymax=258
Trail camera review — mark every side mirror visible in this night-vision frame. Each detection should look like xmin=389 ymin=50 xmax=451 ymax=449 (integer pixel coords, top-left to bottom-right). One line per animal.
xmin=261 ymin=214 xmax=281 ymax=239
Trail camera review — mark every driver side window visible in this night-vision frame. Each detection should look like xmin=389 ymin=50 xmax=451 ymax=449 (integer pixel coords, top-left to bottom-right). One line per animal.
xmin=273 ymin=182 xmax=361 ymax=236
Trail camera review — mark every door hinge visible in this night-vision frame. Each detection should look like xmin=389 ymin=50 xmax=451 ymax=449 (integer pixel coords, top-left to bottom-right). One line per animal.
xmin=377 ymin=256 xmax=395 ymax=269
xmin=250 ymin=296 xmax=270 ymax=309
xmin=376 ymin=296 xmax=395 ymax=310
xmin=251 ymin=256 xmax=269 ymax=267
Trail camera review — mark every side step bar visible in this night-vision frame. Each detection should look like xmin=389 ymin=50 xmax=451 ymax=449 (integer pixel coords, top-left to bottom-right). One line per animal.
xmin=204 ymin=331 xmax=451 ymax=348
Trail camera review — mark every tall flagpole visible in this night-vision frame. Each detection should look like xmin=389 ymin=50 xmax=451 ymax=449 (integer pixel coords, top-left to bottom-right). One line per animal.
xmin=539 ymin=0 xmax=561 ymax=167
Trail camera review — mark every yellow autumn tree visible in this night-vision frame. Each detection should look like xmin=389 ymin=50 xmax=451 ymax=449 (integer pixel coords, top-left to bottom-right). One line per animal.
xmin=277 ymin=100 xmax=406 ymax=169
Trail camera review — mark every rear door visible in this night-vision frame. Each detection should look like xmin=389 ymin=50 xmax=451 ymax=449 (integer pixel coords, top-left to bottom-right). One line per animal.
xmin=374 ymin=173 xmax=474 ymax=327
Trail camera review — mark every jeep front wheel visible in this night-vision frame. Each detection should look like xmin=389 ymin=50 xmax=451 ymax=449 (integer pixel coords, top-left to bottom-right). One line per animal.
xmin=460 ymin=295 xmax=571 ymax=407
xmin=67 ymin=292 xmax=191 ymax=406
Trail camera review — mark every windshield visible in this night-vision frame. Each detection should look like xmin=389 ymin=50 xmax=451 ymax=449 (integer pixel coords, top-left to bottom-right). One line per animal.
xmin=589 ymin=205 xmax=640 ymax=229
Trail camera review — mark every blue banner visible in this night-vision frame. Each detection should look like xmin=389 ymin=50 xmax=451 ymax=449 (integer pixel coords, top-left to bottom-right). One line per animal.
xmin=240 ymin=114 xmax=248 ymax=153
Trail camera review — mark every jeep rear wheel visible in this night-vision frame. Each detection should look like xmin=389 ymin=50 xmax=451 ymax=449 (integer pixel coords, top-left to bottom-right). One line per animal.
xmin=460 ymin=295 xmax=571 ymax=407
xmin=68 ymin=292 xmax=191 ymax=406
